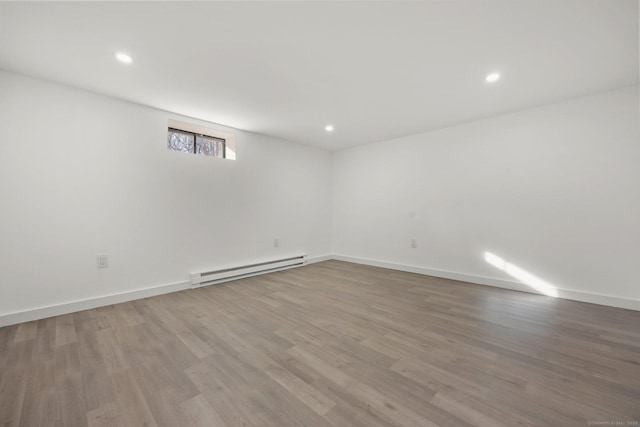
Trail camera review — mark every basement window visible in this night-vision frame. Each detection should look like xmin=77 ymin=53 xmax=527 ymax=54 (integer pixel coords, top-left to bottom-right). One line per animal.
xmin=167 ymin=119 xmax=236 ymax=160
xmin=167 ymin=128 xmax=195 ymax=153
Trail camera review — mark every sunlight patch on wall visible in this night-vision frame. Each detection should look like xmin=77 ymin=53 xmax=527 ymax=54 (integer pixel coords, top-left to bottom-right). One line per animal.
xmin=484 ymin=251 xmax=559 ymax=297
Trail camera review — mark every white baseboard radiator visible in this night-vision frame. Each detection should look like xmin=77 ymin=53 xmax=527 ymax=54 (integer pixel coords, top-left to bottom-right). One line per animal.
xmin=190 ymin=254 xmax=307 ymax=288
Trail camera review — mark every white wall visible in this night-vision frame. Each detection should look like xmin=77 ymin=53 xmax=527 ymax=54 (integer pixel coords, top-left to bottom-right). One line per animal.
xmin=333 ymin=86 xmax=640 ymax=306
xmin=1 ymin=70 xmax=638 ymax=323
xmin=0 ymin=70 xmax=332 ymax=322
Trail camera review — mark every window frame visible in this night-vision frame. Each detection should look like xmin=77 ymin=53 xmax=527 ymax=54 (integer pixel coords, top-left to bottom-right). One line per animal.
xmin=167 ymin=119 xmax=237 ymax=160
xmin=195 ymin=133 xmax=226 ymax=158
xmin=168 ymin=127 xmax=226 ymax=158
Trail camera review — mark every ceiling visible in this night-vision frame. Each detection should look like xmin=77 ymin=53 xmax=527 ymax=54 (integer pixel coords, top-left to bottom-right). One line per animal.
xmin=0 ymin=1 xmax=637 ymax=150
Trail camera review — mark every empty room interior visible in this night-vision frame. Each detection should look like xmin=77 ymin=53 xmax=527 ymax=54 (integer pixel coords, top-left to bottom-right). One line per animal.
xmin=1 ymin=1 xmax=639 ymax=426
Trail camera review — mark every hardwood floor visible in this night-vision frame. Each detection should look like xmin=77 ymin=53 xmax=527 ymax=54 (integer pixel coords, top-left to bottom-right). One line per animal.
xmin=1 ymin=260 xmax=639 ymax=426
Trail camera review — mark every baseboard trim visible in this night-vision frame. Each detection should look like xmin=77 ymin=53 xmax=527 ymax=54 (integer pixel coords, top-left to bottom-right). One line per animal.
xmin=0 ymin=254 xmax=335 ymax=327
xmin=307 ymin=254 xmax=333 ymax=264
xmin=2 ymin=253 xmax=637 ymax=326
xmin=332 ymin=254 xmax=640 ymax=311
xmin=0 ymin=280 xmax=191 ymax=327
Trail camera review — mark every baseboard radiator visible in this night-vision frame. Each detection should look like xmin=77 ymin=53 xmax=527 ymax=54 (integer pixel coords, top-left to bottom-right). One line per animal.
xmin=190 ymin=254 xmax=307 ymax=288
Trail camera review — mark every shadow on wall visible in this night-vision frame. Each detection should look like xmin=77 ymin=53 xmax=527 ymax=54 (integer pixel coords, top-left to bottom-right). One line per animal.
xmin=484 ymin=251 xmax=559 ymax=297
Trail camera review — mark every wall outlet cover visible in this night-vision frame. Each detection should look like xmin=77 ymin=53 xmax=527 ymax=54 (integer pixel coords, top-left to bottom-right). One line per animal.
xmin=97 ymin=254 xmax=109 ymax=268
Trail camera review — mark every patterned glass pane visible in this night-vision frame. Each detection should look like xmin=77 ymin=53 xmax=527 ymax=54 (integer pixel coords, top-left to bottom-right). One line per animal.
xmin=196 ymin=135 xmax=225 ymax=158
xmin=167 ymin=130 xmax=194 ymax=153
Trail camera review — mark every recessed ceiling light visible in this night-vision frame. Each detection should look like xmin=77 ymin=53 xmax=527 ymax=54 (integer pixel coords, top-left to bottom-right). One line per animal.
xmin=485 ymin=72 xmax=501 ymax=83
xmin=325 ymin=124 xmax=334 ymax=132
xmin=115 ymin=52 xmax=133 ymax=64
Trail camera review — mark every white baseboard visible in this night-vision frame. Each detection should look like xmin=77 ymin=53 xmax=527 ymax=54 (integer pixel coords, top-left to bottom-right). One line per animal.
xmin=0 ymin=254 xmax=335 ymax=327
xmin=0 ymin=280 xmax=190 ymax=327
xmin=332 ymin=254 xmax=640 ymax=311
xmin=2 ymin=253 xmax=637 ymax=327
xmin=307 ymin=254 xmax=333 ymax=264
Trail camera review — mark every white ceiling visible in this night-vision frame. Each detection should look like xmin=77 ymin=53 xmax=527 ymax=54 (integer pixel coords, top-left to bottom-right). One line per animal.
xmin=0 ymin=1 xmax=637 ymax=150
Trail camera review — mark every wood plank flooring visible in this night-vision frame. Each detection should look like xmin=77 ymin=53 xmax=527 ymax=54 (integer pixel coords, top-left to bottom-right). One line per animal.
xmin=1 ymin=260 xmax=639 ymax=426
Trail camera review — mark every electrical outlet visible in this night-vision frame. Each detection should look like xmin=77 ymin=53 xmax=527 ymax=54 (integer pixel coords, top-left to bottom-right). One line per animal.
xmin=410 ymin=239 xmax=417 ymax=249
xmin=97 ymin=254 xmax=109 ymax=268
xmin=273 ymin=238 xmax=280 ymax=248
